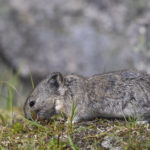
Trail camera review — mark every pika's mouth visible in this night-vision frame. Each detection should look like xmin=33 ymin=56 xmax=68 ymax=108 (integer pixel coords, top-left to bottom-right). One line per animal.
xmin=30 ymin=110 xmax=38 ymax=120
xmin=27 ymin=108 xmax=56 ymax=121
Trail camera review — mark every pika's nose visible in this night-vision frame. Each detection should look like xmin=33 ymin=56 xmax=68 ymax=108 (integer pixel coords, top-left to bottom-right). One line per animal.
xmin=29 ymin=101 xmax=35 ymax=107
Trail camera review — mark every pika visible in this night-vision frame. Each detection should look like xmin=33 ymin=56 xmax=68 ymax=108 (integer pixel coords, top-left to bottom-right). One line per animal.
xmin=24 ymin=70 xmax=150 ymax=123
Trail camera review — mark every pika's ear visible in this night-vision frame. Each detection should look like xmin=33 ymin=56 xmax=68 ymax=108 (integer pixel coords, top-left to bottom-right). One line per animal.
xmin=48 ymin=72 xmax=64 ymax=90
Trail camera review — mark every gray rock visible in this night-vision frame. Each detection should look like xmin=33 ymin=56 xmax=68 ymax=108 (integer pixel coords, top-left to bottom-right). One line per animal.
xmin=101 ymin=135 xmax=121 ymax=150
xmin=0 ymin=0 xmax=150 ymax=82
xmin=128 ymin=10 xmax=150 ymax=74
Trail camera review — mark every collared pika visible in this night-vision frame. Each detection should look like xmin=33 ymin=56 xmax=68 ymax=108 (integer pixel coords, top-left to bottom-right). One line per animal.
xmin=24 ymin=70 xmax=150 ymax=123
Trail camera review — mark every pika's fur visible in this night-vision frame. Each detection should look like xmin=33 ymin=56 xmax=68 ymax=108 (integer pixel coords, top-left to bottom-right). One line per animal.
xmin=24 ymin=70 xmax=150 ymax=123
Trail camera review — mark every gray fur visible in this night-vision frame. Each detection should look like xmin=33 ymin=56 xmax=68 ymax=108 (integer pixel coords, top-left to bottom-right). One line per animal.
xmin=24 ymin=70 xmax=150 ymax=123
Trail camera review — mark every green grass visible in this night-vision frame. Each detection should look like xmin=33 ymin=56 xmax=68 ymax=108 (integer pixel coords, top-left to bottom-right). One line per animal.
xmin=0 ymin=72 xmax=150 ymax=149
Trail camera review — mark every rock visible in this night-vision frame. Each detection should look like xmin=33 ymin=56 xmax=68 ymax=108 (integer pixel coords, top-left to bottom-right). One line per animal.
xmin=101 ymin=135 xmax=121 ymax=150
xmin=0 ymin=0 xmax=150 ymax=83
xmin=127 ymin=10 xmax=150 ymax=73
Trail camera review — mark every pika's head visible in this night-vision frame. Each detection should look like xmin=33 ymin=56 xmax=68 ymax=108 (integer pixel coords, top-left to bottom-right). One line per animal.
xmin=24 ymin=72 xmax=66 ymax=121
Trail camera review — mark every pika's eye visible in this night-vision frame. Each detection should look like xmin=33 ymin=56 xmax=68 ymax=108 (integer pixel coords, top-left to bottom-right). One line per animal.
xmin=29 ymin=101 xmax=35 ymax=107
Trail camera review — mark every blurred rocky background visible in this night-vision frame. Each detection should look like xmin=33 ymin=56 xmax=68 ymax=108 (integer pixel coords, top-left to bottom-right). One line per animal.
xmin=0 ymin=0 xmax=150 ymax=105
